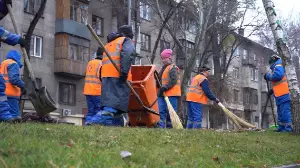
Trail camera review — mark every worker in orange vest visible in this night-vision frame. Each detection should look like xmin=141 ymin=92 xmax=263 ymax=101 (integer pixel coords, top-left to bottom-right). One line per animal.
xmin=264 ymin=55 xmax=292 ymax=132
xmin=83 ymin=47 xmax=103 ymax=124
xmin=0 ymin=0 xmax=26 ymax=122
xmin=0 ymin=50 xmax=26 ymax=120
xmin=186 ymin=66 xmax=219 ymax=129
xmin=157 ymin=49 xmax=181 ymax=128
xmin=88 ymin=26 xmax=134 ymax=126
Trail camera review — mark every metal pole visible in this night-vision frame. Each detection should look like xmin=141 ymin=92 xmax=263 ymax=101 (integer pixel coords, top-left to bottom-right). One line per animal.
xmin=128 ymin=0 xmax=132 ymax=25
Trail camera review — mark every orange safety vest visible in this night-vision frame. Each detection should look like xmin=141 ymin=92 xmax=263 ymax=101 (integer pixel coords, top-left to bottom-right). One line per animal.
xmin=161 ymin=64 xmax=181 ymax=97
xmin=272 ymin=64 xmax=289 ymax=97
xmin=186 ymin=74 xmax=208 ymax=104
xmin=0 ymin=59 xmax=21 ymax=97
xmin=83 ymin=59 xmax=102 ymax=96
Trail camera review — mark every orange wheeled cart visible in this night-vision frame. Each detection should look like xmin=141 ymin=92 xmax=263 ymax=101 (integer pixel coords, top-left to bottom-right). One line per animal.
xmin=127 ymin=65 xmax=160 ymax=127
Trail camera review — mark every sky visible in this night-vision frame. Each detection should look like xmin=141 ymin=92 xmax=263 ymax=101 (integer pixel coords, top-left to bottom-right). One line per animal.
xmin=244 ymin=0 xmax=300 ymax=41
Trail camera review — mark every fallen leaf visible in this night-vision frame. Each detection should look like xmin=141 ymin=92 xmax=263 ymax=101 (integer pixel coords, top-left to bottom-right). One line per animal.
xmin=212 ymin=156 xmax=219 ymax=161
xmin=264 ymin=164 xmax=267 ymax=168
xmin=296 ymin=160 xmax=300 ymax=163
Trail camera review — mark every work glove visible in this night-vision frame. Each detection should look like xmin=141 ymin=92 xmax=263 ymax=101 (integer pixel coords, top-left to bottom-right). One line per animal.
xmin=5 ymin=0 xmax=12 ymax=5
xmin=267 ymin=89 xmax=273 ymax=97
xmin=21 ymin=87 xmax=27 ymax=96
xmin=119 ymin=72 xmax=128 ymax=82
xmin=18 ymin=37 xmax=26 ymax=48
xmin=157 ymin=86 xmax=168 ymax=97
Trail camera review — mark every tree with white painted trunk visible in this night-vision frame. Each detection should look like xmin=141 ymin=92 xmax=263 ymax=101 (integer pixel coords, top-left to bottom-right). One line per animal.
xmin=262 ymin=0 xmax=300 ymax=134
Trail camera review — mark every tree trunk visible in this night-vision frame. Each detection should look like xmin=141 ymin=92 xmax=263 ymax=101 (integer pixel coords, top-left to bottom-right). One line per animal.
xmin=262 ymin=0 xmax=300 ymax=134
xmin=20 ymin=0 xmax=47 ymax=114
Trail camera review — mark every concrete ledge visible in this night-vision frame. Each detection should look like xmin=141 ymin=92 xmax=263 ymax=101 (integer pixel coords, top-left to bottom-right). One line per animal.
xmin=55 ymin=19 xmax=91 ymax=40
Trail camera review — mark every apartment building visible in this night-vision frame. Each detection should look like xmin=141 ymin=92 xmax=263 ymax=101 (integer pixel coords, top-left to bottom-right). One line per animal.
xmin=0 ymin=0 xmax=276 ymax=127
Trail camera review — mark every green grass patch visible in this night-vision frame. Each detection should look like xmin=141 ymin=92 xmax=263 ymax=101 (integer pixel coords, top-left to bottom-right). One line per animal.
xmin=0 ymin=123 xmax=300 ymax=168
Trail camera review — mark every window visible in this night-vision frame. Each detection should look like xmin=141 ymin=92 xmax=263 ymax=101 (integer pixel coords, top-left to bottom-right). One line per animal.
xmin=140 ymin=33 xmax=151 ymax=51
xmin=90 ymin=49 xmax=97 ymax=60
xmin=234 ymin=47 xmax=239 ymax=57
xmin=233 ymin=89 xmax=239 ymax=102
xmin=253 ymin=53 xmax=257 ymax=61
xmin=92 ymin=15 xmax=104 ymax=37
xmin=70 ymin=0 xmax=88 ymax=24
xmin=160 ymin=40 xmax=170 ymax=53
xmin=251 ymin=68 xmax=258 ymax=81
xmin=69 ymin=43 xmax=88 ymax=62
xmin=180 ymin=39 xmax=195 ymax=55
xmin=24 ymin=0 xmax=41 ymax=14
xmin=243 ymin=49 xmax=248 ymax=59
xmin=30 ymin=35 xmax=43 ymax=58
xmin=59 ymin=83 xmax=76 ymax=105
xmin=232 ymin=67 xmax=239 ymax=79
xmin=253 ymin=93 xmax=258 ymax=105
xmin=255 ymin=116 xmax=259 ymax=122
xmin=140 ymin=1 xmax=151 ymax=20
xmin=187 ymin=19 xmax=197 ymax=34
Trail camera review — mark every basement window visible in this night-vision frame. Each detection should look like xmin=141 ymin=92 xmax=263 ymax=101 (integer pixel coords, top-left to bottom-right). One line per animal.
xmin=59 ymin=82 xmax=76 ymax=105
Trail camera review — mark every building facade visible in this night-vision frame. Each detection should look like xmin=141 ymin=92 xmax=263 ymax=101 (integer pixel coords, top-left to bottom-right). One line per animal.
xmin=0 ymin=0 xmax=276 ymax=127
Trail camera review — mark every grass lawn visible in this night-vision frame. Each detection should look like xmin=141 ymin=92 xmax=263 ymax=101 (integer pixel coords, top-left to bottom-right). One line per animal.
xmin=0 ymin=123 xmax=300 ymax=168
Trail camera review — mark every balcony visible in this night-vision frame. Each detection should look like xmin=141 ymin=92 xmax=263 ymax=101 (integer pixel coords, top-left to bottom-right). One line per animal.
xmin=242 ymin=57 xmax=258 ymax=67
xmin=54 ymin=59 xmax=86 ymax=78
xmin=54 ymin=34 xmax=88 ymax=78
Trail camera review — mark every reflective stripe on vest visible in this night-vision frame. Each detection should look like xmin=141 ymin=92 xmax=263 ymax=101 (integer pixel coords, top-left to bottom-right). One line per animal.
xmin=0 ymin=59 xmax=21 ymax=97
xmin=101 ymin=37 xmax=126 ymax=78
xmin=161 ymin=64 xmax=181 ymax=97
xmin=186 ymin=74 xmax=209 ymax=104
xmin=271 ymin=64 xmax=289 ymax=97
xmin=83 ymin=59 xmax=102 ymax=96
xmin=0 ymin=95 xmax=7 ymax=101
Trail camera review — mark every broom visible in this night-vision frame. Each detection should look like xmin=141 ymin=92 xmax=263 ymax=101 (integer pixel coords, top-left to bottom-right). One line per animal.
xmin=146 ymin=56 xmax=183 ymax=129
xmin=218 ymin=102 xmax=256 ymax=129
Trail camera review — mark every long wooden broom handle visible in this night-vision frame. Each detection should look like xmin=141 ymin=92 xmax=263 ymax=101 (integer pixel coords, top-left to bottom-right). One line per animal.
xmin=87 ymin=24 xmax=158 ymax=115
xmin=6 ymin=4 xmax=38 ymax=90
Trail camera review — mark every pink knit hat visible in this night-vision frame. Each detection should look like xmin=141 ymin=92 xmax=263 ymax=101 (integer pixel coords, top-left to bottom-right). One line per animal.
xmin=161 ymin=49 xmax=172 ymax=59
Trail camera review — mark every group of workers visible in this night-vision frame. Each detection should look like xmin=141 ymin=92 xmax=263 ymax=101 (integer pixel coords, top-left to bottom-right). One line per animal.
xmin=0 ymin=0 xmax=27 ymax=123
xmin=0 ymin=0 xmax=291 ymax=133
xmin=83 ymin=24 xmax=292 ymax=132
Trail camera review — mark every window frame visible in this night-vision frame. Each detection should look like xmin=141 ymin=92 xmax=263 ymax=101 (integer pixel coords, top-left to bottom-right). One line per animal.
xmin=29 ymin=35 xmax=43 ymax=58
xmin=92 ymin=15 xmax=104 ymax=37
xmin=233 ymin=89 xmax=239 ymax=102
xmin=243 ymin=49 xmax=248 ymax=60
xmin=160 ymin=40 xmax=171 ymax=53
xmin=232 ymin=67 xmax=239 ymax=79
xmin=59 ymin=82 xmax=76 ymax=106
xmin=140 ymin=33 xmax=151 ymax=51
xmin=140 ymin=1 xmax=151 ymax=21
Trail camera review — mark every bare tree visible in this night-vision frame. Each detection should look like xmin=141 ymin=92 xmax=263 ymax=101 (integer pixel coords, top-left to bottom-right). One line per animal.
xmin=21 ymin=0 xmax=47 ymax=113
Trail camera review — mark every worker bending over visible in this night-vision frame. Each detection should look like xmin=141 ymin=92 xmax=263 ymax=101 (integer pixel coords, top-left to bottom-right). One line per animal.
xmin=186 ymin=67 xmax=219 ymax=129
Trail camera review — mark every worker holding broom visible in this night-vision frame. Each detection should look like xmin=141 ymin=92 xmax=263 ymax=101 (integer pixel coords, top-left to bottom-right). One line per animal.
xmin=0 ymin=0 xmax=26 ymax=122
xmin=88 ymin=26 xmax=134 ymax=126
xmin=83 ymin=47 xmax=103 ymax=125
xmin=186 ymin=66 xmax=219 ymax=129
xmin=157 ymin=49 xmax=181 ymax=128
xmin=264 ymin=55 xmax=292 ymax=132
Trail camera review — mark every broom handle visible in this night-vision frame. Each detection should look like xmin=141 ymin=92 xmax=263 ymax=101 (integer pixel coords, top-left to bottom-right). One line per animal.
xmin=87 ymin=24 xmax=158 ymax=115
xmin=6 ymin=4 xmax=38 ymax=90
xmin=266 ymin=81 xmax=277 ymax=127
